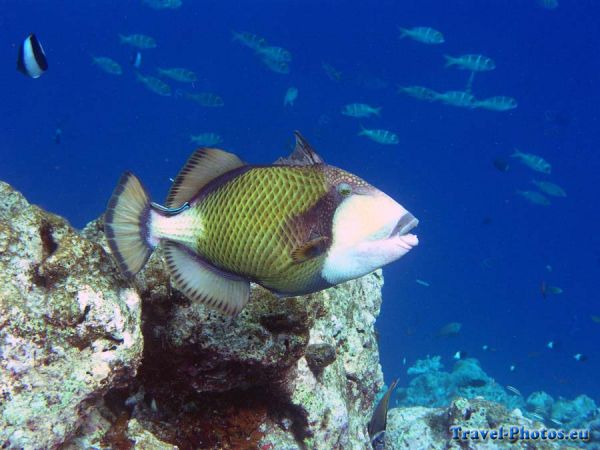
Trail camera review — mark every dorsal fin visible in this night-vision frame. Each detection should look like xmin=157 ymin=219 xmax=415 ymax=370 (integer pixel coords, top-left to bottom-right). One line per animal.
xmin=275 ymin=131 xmax=325 ymax=166
xmin=166 ymin=148 xmax=245 ymax=208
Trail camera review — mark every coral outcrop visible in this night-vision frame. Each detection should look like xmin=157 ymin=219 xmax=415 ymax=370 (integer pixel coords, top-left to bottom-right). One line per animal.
xmin=81 ymin=215 xmax=386 ymax=449
xmin=0 ymin=182 xmax=143 ymax=449
xmin=5 ymin=180 xmax=595 ymax=450
xmin=398 ymin=357 xmax=521 ymax=410
xmin=1 ymin=179 xmax=384 ymax=450
xmin=386 ymin=397 xmax=582 ymax=450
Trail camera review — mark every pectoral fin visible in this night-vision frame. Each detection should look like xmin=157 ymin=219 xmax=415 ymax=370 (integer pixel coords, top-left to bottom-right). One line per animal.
xmin=291 ymin=236 xmax=329 ymax=263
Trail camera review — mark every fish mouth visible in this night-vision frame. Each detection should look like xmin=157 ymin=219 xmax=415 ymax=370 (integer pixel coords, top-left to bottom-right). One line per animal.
xmin=390 ymin=212 xmax=419 ymax=249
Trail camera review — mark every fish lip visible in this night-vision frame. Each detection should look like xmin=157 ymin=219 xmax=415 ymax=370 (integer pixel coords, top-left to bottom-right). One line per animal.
xmin=390 ymin=212 xmax=419 ymax=238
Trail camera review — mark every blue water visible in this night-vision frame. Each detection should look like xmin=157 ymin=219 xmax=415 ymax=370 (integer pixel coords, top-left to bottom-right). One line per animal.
xmin=3 ymin=0 xmax=599 ymax=404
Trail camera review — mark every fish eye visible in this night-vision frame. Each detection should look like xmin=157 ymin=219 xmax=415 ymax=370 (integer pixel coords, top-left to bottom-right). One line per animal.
xmin=336 ymin=182 xmax=352 ymax=196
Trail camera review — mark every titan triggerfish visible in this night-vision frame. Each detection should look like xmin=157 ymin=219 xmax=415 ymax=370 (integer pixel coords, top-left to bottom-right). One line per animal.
xmin=104 ymin=132 xmax=418 ymax=316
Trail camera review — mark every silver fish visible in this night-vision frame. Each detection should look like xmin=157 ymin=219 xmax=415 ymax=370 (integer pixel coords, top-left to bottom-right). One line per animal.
xmin=261 ymin=57 xmax=290 ymax=74
xmin=157 ymin=67 xmax=197 ymax=83
xmin=506 ymin=385 xmax=522 ymax=396
xmin=284 ymin=87 xmax=298 ymax=106
xmin=136 ymin=72 xmax=171 ymax=96
xmin=322 ymin=62 xmax=342 ymax=81
xmin=435 ymin=90 xmax=477 ymax=108
xmin=342 ymin=103 xmax=381 ymax=118
xmin=538 ymin=0 xmax=559 ymax=10
xmin=358 ymin=127 xmax=399 ymax=145
xmin=398 ymin=26 xmax=444 ymax=44
xmin=444 ymin=54 xmax=496 ymax=71
xmin=92 ymin=56 xmax=122 ymax=75
xmin=516 ymin=190 xmax=551 ymax=206
xmin=256 ymin=45 xmax=292 ymax=62
xmin=142 ymin=0 xmax=182 ymax=9
xmin=437 ymin=322 xmax=462 ymax=337
xmin=531 ymin=180 xmax=566 ymax=197
xmin=398 ymin=85 xmax=439 ymax=102
xmin=119 ymin=33 xmax=157 ymax=49
xmin=511 ymin=149 xmax=552 ymax=174
xmin=183 ymin=91 xmax=224 ymax=107
xmin=474 ymin=96 xmax=518 ymax=111
xmin=231 ymin=30 xmax=268 ymax=51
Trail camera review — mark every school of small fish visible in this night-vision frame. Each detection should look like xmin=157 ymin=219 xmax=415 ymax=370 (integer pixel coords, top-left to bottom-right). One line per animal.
xmin=232 ymin=30 xmax=292 ymax=74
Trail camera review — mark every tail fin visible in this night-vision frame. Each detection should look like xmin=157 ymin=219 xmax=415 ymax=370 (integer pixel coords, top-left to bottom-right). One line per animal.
xmin=374 ymin=107 xmax=382 ymax=116
xmin=358 ymin=124 xmax=367 ymax=136
xmin=118 ymin=34 xmax=127 ymax=44
xmin=511 ymin=148 xmax=522 ymax=158
xmin=104 ymin=172 xmax=154 ymax=278
xmin=398 ymin=27 xmax=409 ymax=39
xmin=444 ymin=55 xmax=456 ymax=67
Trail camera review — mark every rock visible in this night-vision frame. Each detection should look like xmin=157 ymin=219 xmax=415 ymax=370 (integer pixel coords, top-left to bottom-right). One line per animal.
xmin=6 ymin=179 xmax=384 ymax=449
xmin=0 ymin=182 xmax=143 ymax=449
xmin=406 ymin=355 xmax=443 ymax=376
xmin=386 ymin=397 xmax=581 ymax=450
xmin=81 ymin=216 xmax=385 ymax=449
xmin=305 ymin=343 xmax=337 ymax=375
xmin=552 ymin=394 xmax=598 ymax=429
xmin=127 ymin=419 xmax=179 ymax=450
xmin=526 ymin=391 xmax=554 ymax=417
xmin=130 ymin=262 xmax=384 ymax=449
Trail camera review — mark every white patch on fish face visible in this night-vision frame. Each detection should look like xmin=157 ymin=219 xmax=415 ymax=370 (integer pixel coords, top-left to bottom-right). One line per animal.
xmin=321 ymin=191 xmax=418 ymax=285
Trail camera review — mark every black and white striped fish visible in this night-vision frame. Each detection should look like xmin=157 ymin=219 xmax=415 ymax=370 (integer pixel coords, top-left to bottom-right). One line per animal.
xmin=17 ymin=34 xmax=48 ymax=78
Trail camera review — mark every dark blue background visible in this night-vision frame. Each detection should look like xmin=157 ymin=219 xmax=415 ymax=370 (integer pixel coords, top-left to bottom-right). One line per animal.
xmin=2 ymin=0 xmax=599 ymax=402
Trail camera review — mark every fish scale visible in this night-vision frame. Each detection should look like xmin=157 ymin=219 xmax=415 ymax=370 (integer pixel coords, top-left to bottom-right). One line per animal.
xmin=192 ymin=166 xmax=328 ymax=292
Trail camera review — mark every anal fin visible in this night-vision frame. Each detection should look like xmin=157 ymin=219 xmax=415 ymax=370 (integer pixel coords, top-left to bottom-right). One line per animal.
xmin=164 ymin=242 xmax=250 ymax=316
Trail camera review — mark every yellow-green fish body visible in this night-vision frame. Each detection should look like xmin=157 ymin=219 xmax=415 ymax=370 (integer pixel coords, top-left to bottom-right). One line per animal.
xmin=176 ymin=166 xmax=330 ymax=294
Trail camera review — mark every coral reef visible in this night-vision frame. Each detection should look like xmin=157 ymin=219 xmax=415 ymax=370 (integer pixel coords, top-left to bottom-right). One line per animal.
xmin=550 ymin=394 xmax=598 ymax=429
xmin=0 ymin=182 xmax=143 ymax=449
xmin=396 ymin=355 xmax=599 ymax=448
xmin=80 ymin=209 xmax=385 ymax=448
xmin=386 ymin=397 xmax=582 ymax=449
xmin=397 ymin=357 xmax=521 ymax=410
xmin=406 ymin=355 xmax=443 ymax=376
xmin=4 ymin=180 xmax=598 ymax=450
